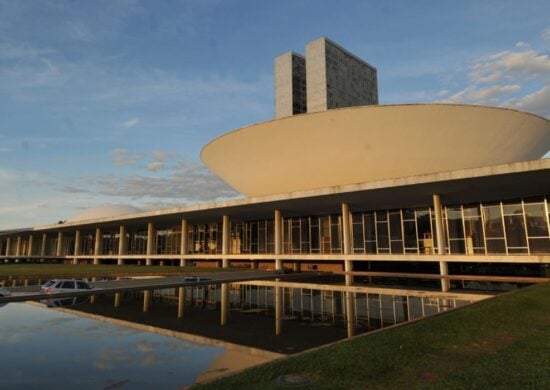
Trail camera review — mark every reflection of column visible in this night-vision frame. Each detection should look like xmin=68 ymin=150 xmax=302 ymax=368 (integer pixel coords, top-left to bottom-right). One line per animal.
xmin=274 ymin=209 xmax=283 ymax=271
xmin=143 ymin=290 xmax=151 ymax=312
xmin=90 ymin=277 xmax=97 ymax=304
xmin=40 ymin=233 xmax=47 ymax=258
xmin=433 ymin=194 xmax=450 ymax=292
xmin=342 ymin=203 xmax=353 ymax=286
xmin=74 ymin=230 xmax=81 ymax=265
xmin=345 ymin=291 xmax=356 ymax=339
xmin=275 ymin=286 xmax=283 ymax=335
xmin=222 ymin=215 xmax=230 ymax=268
xmin=250 ymin=260 xmax=257 ymax=269
xmin=114 ymin=292 xmax=121 ymax=307
xmin=180 ymin=219 xmax=188 ymax=267
xmin=94 ymin=228 xmax=102 ymax=265
xmin=27 ymin=235 xmax=34 ymax=257
xmin=146 ymin=223 xmax=154 ymax=266
xmin=220 ymin=283 xmax=228 ymax=325
xmin=178 ymin=287 xmax=185 ymax=318
xmin=15 ymin=236 xmax=22 ymax=257
xmin=118 ymin=225 xmax=126 ymax=265
xmin=56 ymin=232 xmax=63 ymax=257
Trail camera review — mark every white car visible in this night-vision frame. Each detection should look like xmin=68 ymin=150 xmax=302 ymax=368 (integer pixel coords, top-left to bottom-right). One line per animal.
xmin=41 ymin=279 xmax=94 ymax=294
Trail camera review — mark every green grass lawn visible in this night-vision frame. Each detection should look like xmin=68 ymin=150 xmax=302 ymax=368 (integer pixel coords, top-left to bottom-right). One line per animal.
xmin=196 ymin=283 xmax=550 ymax=389
xmin=0 ymin=263 xmax=244 ymax=278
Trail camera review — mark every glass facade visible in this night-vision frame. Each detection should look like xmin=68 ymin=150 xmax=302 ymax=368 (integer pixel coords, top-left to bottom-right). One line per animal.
xmin=2 ymin=198 xmax=550 ymax=258
xmin=156 ymin=226 xmax=181 ymax=255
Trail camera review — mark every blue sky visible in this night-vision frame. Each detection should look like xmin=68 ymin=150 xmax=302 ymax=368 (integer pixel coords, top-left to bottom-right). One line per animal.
xmin=1 ymin=0 xmax=549 ymax=229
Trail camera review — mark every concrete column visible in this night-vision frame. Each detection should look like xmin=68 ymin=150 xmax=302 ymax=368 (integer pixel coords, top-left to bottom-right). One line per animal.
xmin=342 ymin=203 xmax=353 ymax=286
xmin=5 ymin=237 xmax=11 ymax=256
xmin=220 ymin=283 xmax=228 ymax=325
xmin=114 ymin=293 xmax=121 ymax=308
xmin=143 ymin=290 xmax=151 ymax=312
xmin=27 ymin=235 xmax=34 ymax=257
xmin=146 ymin=223 xmax=154 ymax=266
xmin=275 ymin=285 xmax=283 ymax=335
xmin=178 ymin=287 xmax=185 ymax=318
xmin=274 ymin=209 xmax=283 ymax=271
xmin=15 ymin=236 xmax=21 ymax=257
xmin=433 ymin=194 xmax=450 ymax=292
xmin=73 ymin=230 xmax=81 ymax=265
xmin=56 ymin=232 xmax=64 ymax=257
xmin=222 ymin=215 xmax=230 ymax=268
xmin=93 ymin=228 xmax=102 ymax=265
xmin=40 ymin=233 xmax=47 ymax=258
xmin=180 ymin=219 xmax=188 ymax=267
xmin=118 ymin=225 xmax=127 ymax=265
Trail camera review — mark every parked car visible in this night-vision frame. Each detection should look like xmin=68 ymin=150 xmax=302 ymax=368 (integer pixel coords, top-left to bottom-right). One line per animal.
xmin=41 ymin=279 xmax=94 ymax=294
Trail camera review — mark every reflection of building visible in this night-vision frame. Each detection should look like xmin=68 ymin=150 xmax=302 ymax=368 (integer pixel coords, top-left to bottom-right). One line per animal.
xmin=1 ymin=37 xmax=550 ymax=291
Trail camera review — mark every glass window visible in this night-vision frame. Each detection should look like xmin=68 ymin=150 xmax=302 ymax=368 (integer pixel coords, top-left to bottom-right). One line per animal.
xmin=486 ymin=239 xmax=506 ymax=254
xmin=524 ymin=203 xmax=549 ymax=237
xmin=389 ymin=212 xmax=402 ymax=241
xmin=403 ymin=221 xmax=417 ymax=250
xmin=446 ymin=207 xmax=464 ymax=239
xmin=61 ymin=281 xmax=75 ymax=289
xmin=503 ymin=204 xmax=523 ymax=215
xmin=482 ymin=205 xmax=504 ymax=238
xmin=528 ymin=238 xmax=550 ymax=254
xmin=504 ymin=215 xmax=527 ymax=248
xmin=464 ymin=218 xmax=484 ymax=254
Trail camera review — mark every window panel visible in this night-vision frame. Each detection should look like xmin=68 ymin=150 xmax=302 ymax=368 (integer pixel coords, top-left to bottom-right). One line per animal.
xmin=504 ymin=215 xmax=527 ymax=248
xmin=524 ymin=203 xmax=549 ymax=237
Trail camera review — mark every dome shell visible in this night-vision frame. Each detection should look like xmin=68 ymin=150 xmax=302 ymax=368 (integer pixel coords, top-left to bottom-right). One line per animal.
xmin=67 ymin=205 xmax=143 ymax=223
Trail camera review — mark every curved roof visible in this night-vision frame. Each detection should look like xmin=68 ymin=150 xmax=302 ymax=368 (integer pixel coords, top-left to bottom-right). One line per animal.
xmin=67 ymin=205 xmax=144 ymax=223
xmin=201 ymin=104 xmax=550 ymax=197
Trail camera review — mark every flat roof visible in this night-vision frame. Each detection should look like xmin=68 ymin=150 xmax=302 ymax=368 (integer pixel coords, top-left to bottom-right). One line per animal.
xmin=1 ymin=158 xmax=549 ymax=235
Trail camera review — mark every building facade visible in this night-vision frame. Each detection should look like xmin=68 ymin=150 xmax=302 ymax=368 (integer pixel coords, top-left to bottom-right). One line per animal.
xmin=1 ymin=38 xmax=549 ymax=292
xmin=275 ymin=37 xmax=378 ymax=118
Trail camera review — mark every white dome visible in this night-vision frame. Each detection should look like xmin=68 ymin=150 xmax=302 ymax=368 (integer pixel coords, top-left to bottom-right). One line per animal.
xmin=67 ymin=205 xmax=143 ymax=222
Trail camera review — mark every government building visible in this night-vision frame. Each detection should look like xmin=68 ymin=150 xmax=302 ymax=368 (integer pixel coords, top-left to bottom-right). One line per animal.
xmin=1 ymin=37 xmax=549 ymax=291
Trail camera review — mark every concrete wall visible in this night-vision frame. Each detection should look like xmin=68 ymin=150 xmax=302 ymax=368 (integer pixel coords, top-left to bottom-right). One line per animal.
xmin=306 ymin=37 xmax=378 ymax=113
xmin=275 ymin=52 xmax=306 ymax=119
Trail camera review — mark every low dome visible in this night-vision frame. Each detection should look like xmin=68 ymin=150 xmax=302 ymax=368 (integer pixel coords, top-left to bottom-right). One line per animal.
xmin=67 ymin=205 xmax=143 ymax=223
xmin=201 ymin=104 xmax=550 ymax=197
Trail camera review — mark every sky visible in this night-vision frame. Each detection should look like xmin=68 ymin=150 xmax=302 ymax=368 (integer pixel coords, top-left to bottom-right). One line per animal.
xmin=1 ymin=0 xmax=549 ymax=230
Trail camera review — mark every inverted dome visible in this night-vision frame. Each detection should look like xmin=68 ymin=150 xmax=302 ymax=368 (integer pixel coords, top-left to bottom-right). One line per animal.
xmin=201 ymin=104 xmax=550 ymax=197
xmin=67 ymin=205 xmax=143 ymax=223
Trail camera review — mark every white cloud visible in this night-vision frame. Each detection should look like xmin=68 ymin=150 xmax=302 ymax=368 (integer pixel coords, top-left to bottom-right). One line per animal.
xmin=121 ymin=117 xmax=140 ymax=128
xmin=110 ymin=148 xmax=144 ymax=167
xmin=515 ymin=41 xmax=529 ymax=48
xmin=507 ymin=85 xmax=550 ymax=117
xmin=471 ymin=50 xmax=550 ymax=83
xmin=147 ymin=161 xmax=165 ymax=171
xmin=64 ymin=161 xmax=239 ymax=202
xmin=542 ymin=27 xmax=550 ymax=41
xmin=445 ymin=84 xmax=521 ymax=104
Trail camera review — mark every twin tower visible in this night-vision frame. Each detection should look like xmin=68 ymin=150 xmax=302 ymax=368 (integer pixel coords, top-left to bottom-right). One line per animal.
xmin=274 ymin=37 xmax=379 ymax=119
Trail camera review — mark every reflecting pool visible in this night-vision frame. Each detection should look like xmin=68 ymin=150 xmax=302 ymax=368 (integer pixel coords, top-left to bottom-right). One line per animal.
xmin=0 ymin=303 xmax=241 ymax=389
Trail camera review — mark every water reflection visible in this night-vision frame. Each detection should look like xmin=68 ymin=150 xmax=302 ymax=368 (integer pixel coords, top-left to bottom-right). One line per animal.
xmin=0 ymin=303 xmax=227 ymax=389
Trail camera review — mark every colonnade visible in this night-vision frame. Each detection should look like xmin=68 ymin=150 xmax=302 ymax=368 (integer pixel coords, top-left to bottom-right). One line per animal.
xmin=1 ymin=195 xmax=451 ymax=296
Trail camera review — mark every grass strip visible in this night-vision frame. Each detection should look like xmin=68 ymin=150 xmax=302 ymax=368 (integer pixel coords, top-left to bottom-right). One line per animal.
xmin=0 ymin=263 xmax=244 ymax=278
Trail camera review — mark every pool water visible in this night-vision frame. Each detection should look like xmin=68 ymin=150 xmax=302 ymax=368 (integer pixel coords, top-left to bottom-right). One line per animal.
xmin=0 ymin=303 xmax=225 ymax=389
